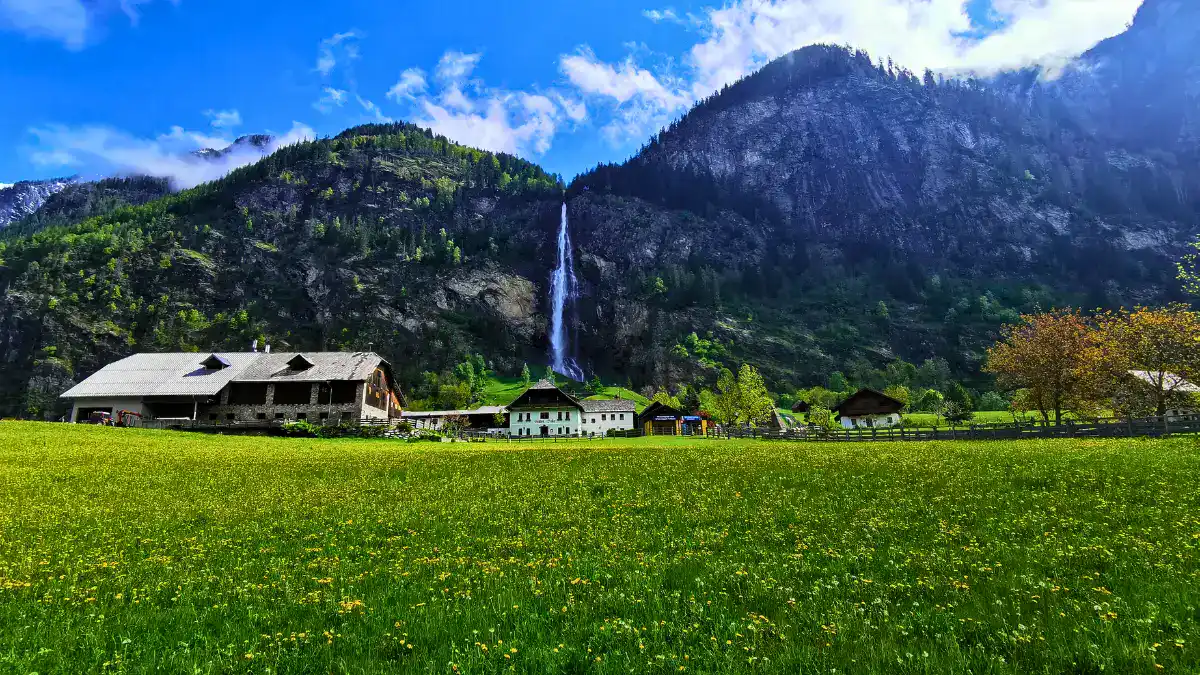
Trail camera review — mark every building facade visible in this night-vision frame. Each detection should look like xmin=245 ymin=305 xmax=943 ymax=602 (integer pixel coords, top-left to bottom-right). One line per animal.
xmin=61 ymin=351 xmax=403 ymax=424
xmin=833 ymin=389 xmax=905 ymax=429
xmin=579 ymin=399 xmax=637 ymax=436
xmin=507 ymin=380 xmax=584 ymax=437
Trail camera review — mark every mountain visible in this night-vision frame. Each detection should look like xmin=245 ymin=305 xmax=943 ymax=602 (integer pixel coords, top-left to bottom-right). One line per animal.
xmin=565 ymin=0 xmax=1198 ymax=386
xmin=192 ymin=134 xmax=274 ymax=160
xmin=0 ymin=122 xmax=563 ymax=418
xmin=0 ymin=178 xmax=75 ymax=230
xmin=1 ymin=0 xmax=1198 ymax=418
xmin=0 ymin=176 xmax=171 ymax=240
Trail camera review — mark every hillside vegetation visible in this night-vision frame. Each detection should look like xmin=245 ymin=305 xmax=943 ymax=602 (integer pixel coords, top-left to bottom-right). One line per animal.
xmin=1 ymin=423 xmax=1197 ymax=673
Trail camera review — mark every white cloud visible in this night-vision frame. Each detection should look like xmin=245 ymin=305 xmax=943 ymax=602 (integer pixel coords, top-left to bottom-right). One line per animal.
xmin=435 ymin=51 xmax=482 ymax=82
xmin=560 ymin=49 xmax=691 ymax=143
xmin=28 ymin=121 xmax=315 ymax=190
xmin=688 ymin=0 xmax=1143 ymax=97
xmin=204 ymin=108 xmax=242 ymax=129
xmin=643 ymin=8 xmax=682 ymax=23
xmin=387 ymin=68 xmax=427 ymax=101
xmin=356 ymin=96 xmax=393 ymax=123
xmin=564 ymin=0 xmax=1143 ymax=146
xmin=316 ymin=30 xmax=357 ymax=77
xmin=561 ymin=49 xmax=690 ymax=107
xmin=314 ymin=87 xmax=348 ymax=113
xmin=385 ymin=50 xmax=578 ymax=157
xmin=0 ymin=0 xmax=174 ymax=49
xmin=0 ymin=0 xmax=92 ymax=49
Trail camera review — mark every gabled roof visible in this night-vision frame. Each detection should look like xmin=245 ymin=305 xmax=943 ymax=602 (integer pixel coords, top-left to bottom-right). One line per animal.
xmin=833 ymin=388 xmax=905 ymax=417
xmin=234 ymin=352 xmax=385 ymax=383
xmin=1129 ymin=370 xmax=1200 ymax=393
xmin=639 ymin=401 xmax=684 ymax=423
xmin=61 ymin=351 xmax=391 ymax=399
xmin=60 ymin=352 xmax=261 ymax=399
xmin=791 ymin=400 xmax=811 ymax=413
xmin=580 ymin=398 xmax=637 ymax=413
xmin=508 ymin=380 xmax=583 ymax=410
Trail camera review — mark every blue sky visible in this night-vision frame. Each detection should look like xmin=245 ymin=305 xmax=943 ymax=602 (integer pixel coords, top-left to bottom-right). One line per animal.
xmin=0 ymin=0 xmax=1143 ymax=187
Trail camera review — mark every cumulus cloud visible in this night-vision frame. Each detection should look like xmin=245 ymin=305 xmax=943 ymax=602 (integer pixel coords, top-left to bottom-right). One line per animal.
xmin=565 ymin=0 xmax=1142 ymax=146
xmin=435 ymin=51 xmax=482 ymax=82
xmin=386 ymin=68 xmax=427 ymax=101
xmin=385 ymin=50 xmax=579 ymax=157
xmin=204 ymin=109 xmax=242 ymax=129
xmin=28 ymin=121 xmax=316 ymax=190
xmin=0 ymin=0 xmax=174 ymax=49
xmin=688 ymin=0 xmax=1143 ymax=97
xmin=560 ymin=49 xmax=691 ymax=143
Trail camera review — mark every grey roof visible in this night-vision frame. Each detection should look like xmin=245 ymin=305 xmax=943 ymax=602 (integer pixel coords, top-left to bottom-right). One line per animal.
xmin=403 ymin=406 xmax=507 ymax=418
xmin=580 ymin=398 xmax=637 ymax=413
xmin=60 ymin=352 xmax=262 ymax=399
xmin=1129 ymin=370 xmax=1200 ymax=393
xmin=235 ymin=352 xmax=384 ymax=383
xmin=61 ymin=351 xmax=388 ymax=399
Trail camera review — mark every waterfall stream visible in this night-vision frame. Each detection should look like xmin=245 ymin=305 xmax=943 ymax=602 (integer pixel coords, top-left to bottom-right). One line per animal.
xmin=549 ymin=203 xmax=584 ymax=380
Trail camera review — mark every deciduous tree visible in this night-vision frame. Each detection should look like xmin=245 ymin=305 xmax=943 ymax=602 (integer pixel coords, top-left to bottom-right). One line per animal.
xmin=1100 ymin=305 xmax=1200 ymax=416
xmin=984 ymin=310 xmax=1110 ymax=425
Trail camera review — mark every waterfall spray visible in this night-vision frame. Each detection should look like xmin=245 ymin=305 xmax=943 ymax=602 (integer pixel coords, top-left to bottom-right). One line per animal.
xmin=549 ymin=203 xmax=584 ymax=380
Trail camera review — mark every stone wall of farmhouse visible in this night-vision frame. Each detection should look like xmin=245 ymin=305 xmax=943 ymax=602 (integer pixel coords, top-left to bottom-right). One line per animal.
xmin=199 ymin=381 xmax=389 ymax=423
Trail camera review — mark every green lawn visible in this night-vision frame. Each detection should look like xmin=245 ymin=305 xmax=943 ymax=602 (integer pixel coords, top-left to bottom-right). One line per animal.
xmin=902 ymin=411 xmax=1039 ymax=427
xmin=478 ymin=377 xmax=650 ymax=413
xmin=1 ymin=423 xmax=1198 ymax=673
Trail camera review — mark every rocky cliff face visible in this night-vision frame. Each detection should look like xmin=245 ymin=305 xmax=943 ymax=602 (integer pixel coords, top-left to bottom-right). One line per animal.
xmin=561 ymin=0 xmax=1200 ymax=390
xmin=0 ymin=178 xmax=75 ymax=230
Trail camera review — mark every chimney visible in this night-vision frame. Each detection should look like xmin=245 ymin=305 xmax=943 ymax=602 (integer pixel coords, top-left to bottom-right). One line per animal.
xmin=265 ymin=343 xmax=271 ymax=354
xmin=251 ymin=339 xmax=258 ymax=353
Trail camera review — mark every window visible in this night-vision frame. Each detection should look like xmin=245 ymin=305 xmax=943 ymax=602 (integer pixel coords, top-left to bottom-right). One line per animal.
xmin=558 ymin=427 xmax=562 ymax=435
xmin=330 ymin=381 xmax=358 ymax=404
xmin=566 ymin=411 xmax=571 ymax=420
xmin=602 ymin=414 xmax=607 ymax=421
xmin=229 ymin=383 xmax=268 ymax=405
xmin=297 ymin=412 xmax=307 ymax=420
xmin=320 ymin=412 xmax=329 ymax=421
xmin=540 ymin=412 xmax=549 ymax=420
xmin=557 ymin=411 xmax=563 ymax=421
xmin=341 ymin=412 xmax=355 ymax=423
xmin=619 ymin=414 xmax=625 ymax=420
xmin=274 ymin=383 xmax=313 ymax=405
xmin=226 ymin=413 xmax=236 ymax=421
xmin=592 ymin=418 xmax=597 ymax=424
xmin=274 ymin=413 xmax=284 ymax=420
xmin=257 ymin=413 xmax=266 ymax=420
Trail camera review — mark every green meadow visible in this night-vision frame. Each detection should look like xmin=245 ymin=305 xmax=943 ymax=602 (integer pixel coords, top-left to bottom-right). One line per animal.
xmin=1 ymin=423 xmax=1198 ymax=673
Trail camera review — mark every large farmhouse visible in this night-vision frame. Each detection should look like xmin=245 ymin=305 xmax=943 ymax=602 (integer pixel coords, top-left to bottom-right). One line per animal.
xmin=506 ymin=380 xmax=637 ymax=437
xmin=60 ymin=351 xmax=403 ymax=424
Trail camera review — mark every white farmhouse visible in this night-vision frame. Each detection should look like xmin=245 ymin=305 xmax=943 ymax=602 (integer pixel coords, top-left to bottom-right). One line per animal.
xmin=507 ymin=380 xmax=583 ymax=437
xmin=579 ymin=399 xmax=637 ymax=436
xmin=833 ymin=389 xmax=906 ymax=429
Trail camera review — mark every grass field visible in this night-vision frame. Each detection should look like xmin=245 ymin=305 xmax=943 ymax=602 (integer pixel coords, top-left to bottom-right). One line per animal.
xmin=478 ymin=376 xmax=650 ymax=412
xmin=1 ymin=423 xmax=1198 ymax=673
xmin=902 ymin=411 xmax=1039 ymax=428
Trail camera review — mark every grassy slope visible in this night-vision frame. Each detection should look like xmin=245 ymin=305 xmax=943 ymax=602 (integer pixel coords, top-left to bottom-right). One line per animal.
xmin=477 ymin=377 xmax=651 ymax=413
xmin=1 ymin=423 xmax=1198 ymax=673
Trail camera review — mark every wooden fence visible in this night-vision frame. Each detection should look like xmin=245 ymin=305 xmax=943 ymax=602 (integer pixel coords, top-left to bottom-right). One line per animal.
xmin=712 ymin=415 xmax=1200 ymax=442
xmin=132 ymin=415 xmax=1200 ymax=443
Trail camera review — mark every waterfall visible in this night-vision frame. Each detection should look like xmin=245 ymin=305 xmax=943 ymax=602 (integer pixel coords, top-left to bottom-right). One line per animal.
xmin=549 ymin=203 xmax=584 ymax=380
